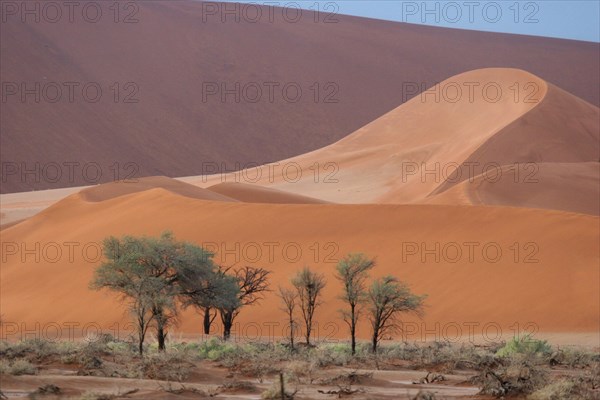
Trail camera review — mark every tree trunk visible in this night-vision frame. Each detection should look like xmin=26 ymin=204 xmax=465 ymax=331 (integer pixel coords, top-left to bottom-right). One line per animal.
xmin=157 ymin=324 xmax=167 ymax=351
xmin=371 ymin=330 xmax=378 ymax=354
xmin=350 ymin=304 xmax=356 ymax=355
xmin=289 ymin=319 xmax=294 ymax=351
xmin=203 ymin=307 xmax=212 ymax=335
xmin=279 ymin=372 xmax=285 ymax=400
xmin=137 ymin=323 xmax=145 ymax=356
xmin=138 ymin=333 xmax=144 ymax=356
xmin=371 ymin=321 xmax=379 ymax=354
xmin=222 ymin=311 xmax=233 ymax=341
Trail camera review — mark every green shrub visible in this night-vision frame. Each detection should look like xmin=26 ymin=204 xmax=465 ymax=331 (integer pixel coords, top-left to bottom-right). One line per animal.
xmin=496 ymin=335 xmax=552 ymax=358
xmin=197 ymin=337 xmax=238 ymax=361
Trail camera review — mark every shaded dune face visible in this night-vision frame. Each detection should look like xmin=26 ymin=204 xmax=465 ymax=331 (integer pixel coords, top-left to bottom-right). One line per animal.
xmin=192 ymin=68 xmax=600 ymax=215
xmin=424 ymin=163 xmax=600 ymax=216
xmin=1 ymin=187 xmax=598 ymax=339
xmin=2 ymin=0 xmax=599 ymax=193
xmin=206 ymin=182 xmax=330 ymax=204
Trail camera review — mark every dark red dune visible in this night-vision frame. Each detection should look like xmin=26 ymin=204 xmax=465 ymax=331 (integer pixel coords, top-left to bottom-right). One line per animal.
xmin=1 ymin=0 xmax=599 ymax=193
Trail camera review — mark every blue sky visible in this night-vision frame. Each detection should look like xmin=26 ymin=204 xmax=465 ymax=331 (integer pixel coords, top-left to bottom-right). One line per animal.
xmin=218 ymin=1 xmax=600 ymax=42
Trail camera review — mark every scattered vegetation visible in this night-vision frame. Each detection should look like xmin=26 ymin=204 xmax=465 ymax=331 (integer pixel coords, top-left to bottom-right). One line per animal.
xmin=0 ymin=335 xmax=598 ymax=400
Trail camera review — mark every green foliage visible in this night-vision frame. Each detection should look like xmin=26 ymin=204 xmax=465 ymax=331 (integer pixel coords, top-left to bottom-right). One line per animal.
xmin=197 ymin=337 xmax=238 ymax=361
xmin=367 ymin=276 xmax=426 ymax=352
xmin=496 ymin=335 xmax=552 ymax=358
xmin=90 ymin=231 xmax=234 ymax=353
xmin=335 ymin=253 xmax=374 ymax=305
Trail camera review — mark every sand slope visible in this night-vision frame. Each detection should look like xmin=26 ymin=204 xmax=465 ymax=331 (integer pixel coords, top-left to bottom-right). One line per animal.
xmin=1 ymin=187 xmax=598 ymax=339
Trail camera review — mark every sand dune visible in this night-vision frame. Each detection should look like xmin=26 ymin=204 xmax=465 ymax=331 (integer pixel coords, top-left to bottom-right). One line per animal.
xmin=207 ymin=182 xmax=329 ymax=204
xmin=79 ymin=176 xmax=237 ymax=203
xmin=3 ymin=1 xmax=599 ymax=193
xmin=189 ymin=68 xmax=599 ymax=215
xmin=1 ymin=187 xmax=598 ymax=340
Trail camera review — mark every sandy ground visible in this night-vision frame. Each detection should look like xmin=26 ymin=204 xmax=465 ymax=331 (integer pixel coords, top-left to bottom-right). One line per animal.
xmin=0 ymin=361 xmax=487 ymax=399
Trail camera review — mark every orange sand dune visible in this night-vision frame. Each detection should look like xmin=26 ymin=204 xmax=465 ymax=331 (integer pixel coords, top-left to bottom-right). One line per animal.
xmin=207 ymin=182 xmax=330 ymax=204
xmin=189 ymin=68 xmax=599 ymax=215
xmin=79 ymin=176 xmax=237 ymax=203
xmin=424 ymin=163 xmax=600 ymax=216
xmin=1 ymin=187 xmax=598 ymax=341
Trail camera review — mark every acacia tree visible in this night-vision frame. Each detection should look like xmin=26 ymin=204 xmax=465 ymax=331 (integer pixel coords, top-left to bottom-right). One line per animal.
xmin=91 ymin=232 xmax=224 ymax=353
xmin=178 ymin=245 xmax=238 ymax=336
xmin=90 ymin=234 xmax=175 ymax=355
xmin=291 ymin=267 xmax=326 ymax=346
xmin=218 ymin=266 xmax=271 ymax=340
xmin=277 ymin=286 xmax=298 ymax=351
xmin=335 ymin=253 xmax=375 ymax=355
xmin=367 ymin=276 xmax=426 ymax=353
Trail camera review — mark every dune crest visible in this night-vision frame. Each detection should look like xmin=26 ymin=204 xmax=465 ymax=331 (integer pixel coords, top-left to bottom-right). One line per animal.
xmin=79 ymin=176 xmax=238 ymax=203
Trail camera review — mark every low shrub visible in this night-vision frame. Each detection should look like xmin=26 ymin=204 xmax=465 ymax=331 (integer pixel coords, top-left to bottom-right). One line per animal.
xmin=496 ymin=335 xmax=552 ymax=358
xmin=475 ymin=354 xmax=548 ymax=397
xmin=0 ymin=358 xmax=37 ymax=375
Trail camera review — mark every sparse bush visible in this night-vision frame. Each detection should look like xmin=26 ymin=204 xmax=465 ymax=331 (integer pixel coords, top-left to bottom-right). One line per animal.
xmin=412 ymin=391 xmax=437 ymax=400
xmin=528 ymin=379 xmax=582 ymax=400
xmin=261 ymin=374 xmax=297 ymax=399
xmin=2 ymin=358 xmax=37 ymax=375
xmin=0 ymin=359 xmax=9 ymax=374
xmin=80 ymin=392 xmax=114 ymax=400
xmin=550 ymin=347 xmax=599 ymax=368
xmin=140 ymin=352 xmax=194 ymax=381
xmin=311 ymin=344 xmax=352 ymax=367
xmin=34 ymin=384 xmax=61 ymax=395
xmin=475 ymin=354 xmax=548 ymax=397
xmin=219 ymin=379 xmax=258 ymax=392
xmin=284 ymin=360 xmax=314 ymax=384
